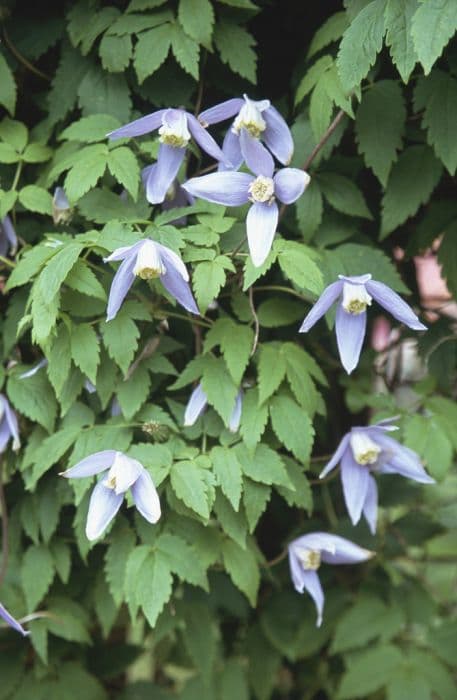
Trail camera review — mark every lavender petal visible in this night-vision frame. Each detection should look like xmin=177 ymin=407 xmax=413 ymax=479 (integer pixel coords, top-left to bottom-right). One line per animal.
xmin=160 ymin=265 xmax=200 ymax=315
xmin=239 ymin=129 xmax=274 ymax=177
xmin=301 ymin=570 xmax=325 ymax=628
xmin=320 ymin=534 xmax=374 ymax=565
xmin=263 ymin=105 xmax=294 ymax=165
xmin=228 ymin=391 xmax=243 ymax=432
xmin=106 ymin=253 xmax=137 ymax=321
xmin=274 ymin=168 xmax=310 ymax=204
xmin=107 ymin=109 xmax=167 ymax=140
xmin=341 ymin=449 xmax=370 ymax=525
xmin=299 ymin=280 xmax=344 ymax=333
xmin=373 ymin=433 xmax=435 ymax=483
xmin=184 ymin=383 xmax=208 ymax=426
xmin=199 ymin=98 xmax=244 ymax=125
xmin=363 ymin=475 xmax=378 ymax=534
xmin=1 ymin=215 xmax=18 ymax=254
xmin=182 ymin=172 xmax=252 ymax=206
xmin=156 ymin=243 xmax=189 ymax=281
xmin=187 ymin=114 xmax=228 ymax=164
xmin=246 ymin=200 xmax=279 ymax=268
xmin=335 ymin=304 xmax=367 ymax=374
xmin=365 ymin=280 xmax=427 ymax=331
xmin=1 ymin=396 xmax=20 ymax=450
xmin=86 ymin=481 xmax=124 ymax=540
xmin=218 ymin=129 xmax=243 ymax=172
xmin=146 ymin=144 xmax=186 ymax=205
xmin=131 ymin=467 xmax=161 ymax=523
xmin=0 ymin=603 xmax=29 ymax=636
xmin=319 ymin=433 xmax=350 ymax=478
xmin=61 ymin=450 xmax=117 ymax=478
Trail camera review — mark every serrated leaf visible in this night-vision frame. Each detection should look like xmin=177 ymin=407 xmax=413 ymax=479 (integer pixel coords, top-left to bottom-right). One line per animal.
xmin=355 ymin=80 xmax=406 ymax=185
xmin=78 ymin=65 xmax=132 ymax=124
xmin=257 ymin=344 xmax=287 ymax=404
xmin=270 ymin=395 xmax=314 ymax=462
xmin=134 ymin=24 xmax=171 ymax=83
xmin=319 ymin=172 xmax=372 ymax=218
xmin=238 ymin=443 xmax=292 ymax=488
xmin=385 ymin=0 xmax=418 ymax=83
xmin=308 ymin=12 xmax=348 ymax=59
xmin=107 ymin=146 xmax=140 ymax=199
xmin=295 ymin=55 xmax=333 ymax=105
xmin=277 ymin=240 xmax=324 ymax=294
xmin=0 ymin=53 xmax=16 ymax=115
xmin=99 ymin=34 xmax=132 ymax=73
xmin=156 ymin=533 xmax=208 ymax=588
xmin=414 ymin=70 xmax=457 ymax=175
xmin=8 ymin=369 xmax=57 ymax=433
xmin=295 ymin=178 xmax=323 ymax=242
xmin=242 ymin=479 xmax=270 ymax=533
xmin=60 ymin=114 xmax=121 ymax=143
xmin=211 ymin=446 xmax=243 ymax=510
xmin=0 ymin=117 xmax=28 ymax=151
xmin=178 ymin=0 xmax=214 ymax=45
xmin=214 ymin=21 xmax=257 ymax=82
xmin=137 ymin=551 xmax=173 ymax=627
xmin=201 ymin=356 xmax=238 ymax=425
xmin=64 ymin=144 xmax=108 ymax=201
xmin=101 ymin=312 xmax=140 ymax=375
xmin=170 ymin=460 xmax=212 ymax=518
xmin=171 ymin=23 xmax=200 ymax=80
xmin=411 ymin=0 xmax=457 ymax=75
xmin=70 ymin=324 xmax=100 ymax=384
xmin=37 ymin=242 xmax=84 ymax=299
xmin=193 ymin=259 xmax=226 ymax=313
xmin=239 ymin=387 xmax=268 ymax=450
xmin=337 ymin=0 xmax=387 ymax=92
xmin=338 ymin=644 xmax=402 ymax=699
xmin=203 ymin=317 xmax=253 ymax=384
xmin=18 ymin=185 xmax=53 ymax=215
xmin=21 ymin=544 xmax=55 ymax=611
xmin=65 ymin=260 xmax=107 ymax=300
xmin=105 ymin=523 xmax=136 ymax=606
xmin=47 ymin=324 xmax=72 ymax=396
xmin=222 ymin=539 xmax=259 ymax=605
xmin=381 ymin=145 xmax=442 ymax=238
xmin=116 ymin=364 xmax=151 ymax=418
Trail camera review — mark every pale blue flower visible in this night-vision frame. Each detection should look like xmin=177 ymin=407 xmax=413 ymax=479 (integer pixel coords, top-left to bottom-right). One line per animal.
xmin=320 ymin=418 xmax=435 ymax=533
xmin=184 ymin=383 xmax=243 ymax=433
xmin=61 ymin=451 xmax=161 ymax=540
xmin=299 ymin=274 xmax=427 ymax=373
xmin=0 ymin=603 xmax=29 ymax=636
xmin=0 ymin=215 xmax=17 ymax=257
xmin=0 ymin=394 xmax=20 ymax=453
xmin=288 ymin=532 xmax=374 ymax=626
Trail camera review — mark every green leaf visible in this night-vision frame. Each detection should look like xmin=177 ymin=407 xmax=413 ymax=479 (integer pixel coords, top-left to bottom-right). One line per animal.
xmin=37 ymin=242 xmax=84 ymax=299
xmin=277 ymin=457 xmax=313 ymax=512
xmin=65 ymin=260 xmax=107 ymax=300
xmin=214 ymin=21 xmax=257 ymax=83
xmin=309 ymin=80 xmax=333 ymax=140
xmin=27 ymin=427 xmax=80 ymax=488
xmin=18 ymin=185 xmax=53 ymax=215
xmin=193 ymin=259 xmax=227 ymax=314
xmin=214 ymin=492 xmax=247 ymax=548
xmin=332 ymin=596 xmax=405 ymax=653
xmin=156 ymin=533 xmax=208 ymax=588
xmin=257 ymin=297 xmax=304 ymax=328
xmin=0 ymin=53 xmax=16 ymax=115
xmin=107 ymin=147 xmax=140 ymax=200
xmin=337 ymin=0 xmax=387 ymax=92
xmin=386 ymin=665 xmax=430 ymax=700
xmin=414 ymin=70 xmax=457 ymax=175
xmin=338 ymin=644 xmax=403 ymax=699
xmin=355 ymin=80 xmax=406 ymax=185
xmin=136 ymin=551 xmax=173 ymax=627
xmin=46 ymin=324 xmax=72 ymax=396
xmin=48 ymin=45 xmax=91 ymax=124
xmin=8 ymin=369 xmax=57 ymax=433
xmin=99 ymin=34 xmax=132 ymax=73
xmin=181 ymin=603 xmax=218 ymax=683
xmin=242 ymin=479 xmax=270 ymax=532
xmin=31 ymin=282 xmax=60 ymax=345
xmin=171 ymin=23 xmax=200 ymax=80
xmin=385 ymin=0 xmax=419 ymax=83
xmin=105 ymin=523 xmax=136 ymax=606
xmin=64 ymin=144 xmax=108 ymax=201
xmin=178 ymin=0 xmax=214 ymax=45
xmin=21 ymin=544 xmax=55 ymax=611
xmin=318 ymin=172 xmax=372 ymax=218
xmin=78 ymin=65 xmax=132 ymax=124
xmin=22 ymin=143 xmax=53 ymax=163
xmin=116 ymin=364 xmax=151 ymax=419
xmin=101 ymin=312 xmax=140 ymax=375
xmin=238 ymin=443 xmax=292 ymax=488
xmin=295 ymin=178 xmax=323 ymax=242
xmin=321 ymin=242 xmax=409 ymax=293
xmin=308 ymin=12 xmax=348 ymax=59
xmin=411 ymin=0 xmax=457 ymax=74
xmin=381 ymin=145 xmax=442 ymax=238
xmin=60 ymin=114 xmax=121 ymax=143
xmin=0 ymin=142 xmax=20 ymax=163
xmin=404 ymin=414 xmax=452 ymax=480
xmin=239 ymin=387 xmax=268 ymax=451
xmin=201 ymin=356 xmax=238 ymax=425
xmin=70 ymin=324 xmax=100 ymax=384
xmin=211 ymin=446 xmax=243 ymax=510
xmin=170 ymin=460 xmax=212 ymax=519
xmin=222 ymin=539 xmax=260 ymax=605
xmin=276 ymin=240 xmax=324 ymax=295
xmin=203 ymin=318 xmax=253 ymax=385
xmin=134 ymin=25 xmax=171 ymax=83
xmin=295 ymin=54 xmax=333 ymax=105
xmin=270 ymin=395 xmax=314 ymax=462
xmin=0 ymin=117 xmax=28 ymax=151
xmin=257 ymin=343 xmax=287 ymax=405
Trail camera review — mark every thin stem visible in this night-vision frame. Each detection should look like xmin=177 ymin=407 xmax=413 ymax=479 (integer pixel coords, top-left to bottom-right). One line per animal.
xmin=0 ymin=255 xmax=15 ymax=268
xmin=11 ymin=161 xmax=23 ymax=191
xmin=265 ymin=549 xmax=287 ymax=568
xmin=248 ymin=286 xmax=260 ymax=356
xmin=253 ymin=284 xmax=310 ymax=301
xmin=165 ymin=310 xmax=212 ymax=328
xmin=0 ymin=463 xmax=9 ymax=586
xmin=2 ymin=29 xmax=52 ymax=81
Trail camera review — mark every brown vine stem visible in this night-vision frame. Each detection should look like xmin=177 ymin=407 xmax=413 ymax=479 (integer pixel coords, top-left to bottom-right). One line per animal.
xmin=248 ymin=286 xmax=260 ymax=356
xmin=2 ymin=28 xmax=52 ymax=82
xmin=265 ymin=549 xmax=287 ymax=568
xmin=278 ymin=108 xmax=347 ymax=221
xmin=0 ymin=463 xmax=9 ymax=586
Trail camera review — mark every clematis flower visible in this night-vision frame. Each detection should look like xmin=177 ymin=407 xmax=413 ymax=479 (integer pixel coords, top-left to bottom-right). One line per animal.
xmin=61 ymin=450 xmax=161 ymax=540
xmin=141 ymin=169 xmax=194 ymax=226
xmin=199 ymin=94 xmax=294 ymax=170
xmin=19 ymin=358 xmax=48 ymax=379
xmin=184 ymin=383 xmax=242 ymax=432
xmin=108 ymin=108 xmax=228 ymax=204
xmin=0 ymin=603 xmax=29 ymax=636
xmin=104 ymin=239 xmax=199 ymax=321
xmin=182 ymin=141 xmax=309 ymax=267
xmin=0 ymin=215 xmax=18 ymax=257
xmin=320 ymin=419 xmax=435 ymax=533
xmin=0 ymin=394 xmax=20 ymax=453
xmin=52 ymin=187 xmax=72 ymax=224
xmin=299 ymin=274 xmax=427 ymax=374
xmin=288 ymin=532 xmax=374 ymax=627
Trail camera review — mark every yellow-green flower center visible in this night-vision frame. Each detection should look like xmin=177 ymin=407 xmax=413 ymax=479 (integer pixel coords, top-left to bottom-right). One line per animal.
xmin=133 ymin=241 xmax=166 ymax=280
xmin=350 ymin=432 xmax=381 ymax=466
xmin=297 ymin=548 xmax=321 ymax=571
xmin=248 ymin=175 xmax=275 ymax=204
xmin=342 ymin=282 xmax=372 ymax=315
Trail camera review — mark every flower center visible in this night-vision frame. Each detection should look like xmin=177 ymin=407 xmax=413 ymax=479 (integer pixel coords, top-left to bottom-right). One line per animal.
xmin=342 ymin=282 xmax=372 ymax=315
xmin=350 ymin=432 xmax=381 ymax=465
xmin=248 ymin=175 xmax=275 ymax=203
xmin=158 ymin=112 xmax=190 ymax=148
xmin=297 ymin=548 xmax=321 ymax=571
xmin=233 ymin=97 xmax=268 ymax=138
xmin=133 ymin=241 xmax=166 ymax=280
xmin=103 ymin=452 xmax=142 ymax=495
